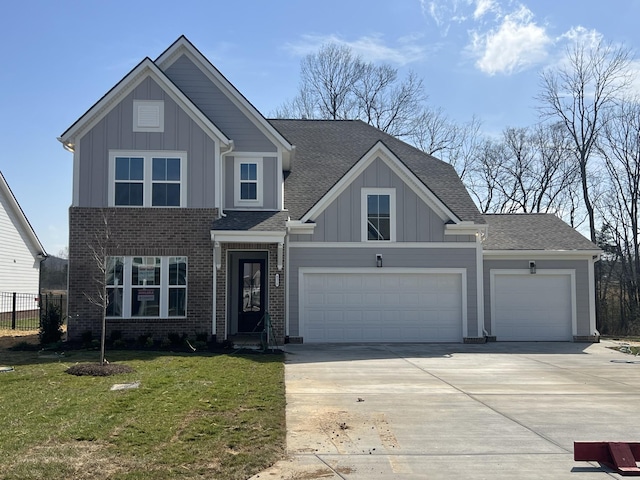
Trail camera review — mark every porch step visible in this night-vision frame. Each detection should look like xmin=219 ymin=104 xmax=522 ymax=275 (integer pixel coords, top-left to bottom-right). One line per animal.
xmin=229 ymin=334 xmax=264 ymax=350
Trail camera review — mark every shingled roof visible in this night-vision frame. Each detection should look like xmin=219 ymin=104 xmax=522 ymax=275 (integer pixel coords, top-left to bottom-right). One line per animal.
xmin=482 ymin=214 xmax=599 ymax=251
xmin=212 ymin=211 xmax=288 ymax=231
xmin=269 ymin=119 xmax=484 ymax=224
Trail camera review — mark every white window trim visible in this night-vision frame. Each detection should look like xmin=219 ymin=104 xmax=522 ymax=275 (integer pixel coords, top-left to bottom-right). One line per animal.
xmin=361 ymin=188 xmax=396 ymax=242
xmin=234 ymin=157 xmax=263 ymax=207
xmin=108 ymin=151 xmax=187 ymax=207
xmin=106 ymin=256 xmax=187 ymax=319
xmin=133 ymin=100 xmax=164 ymax=132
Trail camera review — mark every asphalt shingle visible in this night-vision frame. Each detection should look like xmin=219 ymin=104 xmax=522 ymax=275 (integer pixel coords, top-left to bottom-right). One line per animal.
xmin=212 ymin=211 xmax=289 ymax=231
xmin=482 ymin=213 xmax=598 ymax=251
xmin=269 ymin=119 xmax=484 ymax=224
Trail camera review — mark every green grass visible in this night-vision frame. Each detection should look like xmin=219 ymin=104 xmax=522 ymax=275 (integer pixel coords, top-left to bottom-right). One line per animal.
xmin=0 ymin=348 xmax=285 ymax=479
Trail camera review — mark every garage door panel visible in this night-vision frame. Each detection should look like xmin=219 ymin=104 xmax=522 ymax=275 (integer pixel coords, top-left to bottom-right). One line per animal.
xmin=301 ymin=271 xmax=463 ymax=343
xmin=493 ymin=273 xmax=572 ymax=342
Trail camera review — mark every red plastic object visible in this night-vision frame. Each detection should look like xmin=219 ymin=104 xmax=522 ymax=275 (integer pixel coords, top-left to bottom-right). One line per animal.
xmin=574 ymin=442 xmax=640 ymax=475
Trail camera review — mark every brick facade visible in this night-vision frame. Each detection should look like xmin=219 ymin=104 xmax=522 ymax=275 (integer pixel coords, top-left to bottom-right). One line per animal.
xmin=68 ymin=207 xmax=217 ymax=342
xmin=215 ymin=242 xmax=286 ymax=345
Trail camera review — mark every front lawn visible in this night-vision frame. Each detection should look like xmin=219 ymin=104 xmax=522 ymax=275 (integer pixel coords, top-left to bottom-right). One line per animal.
xmin=0 ymin=347 xmax=285 ymax=479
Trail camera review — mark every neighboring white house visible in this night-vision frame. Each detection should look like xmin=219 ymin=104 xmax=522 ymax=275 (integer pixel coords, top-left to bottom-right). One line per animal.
xmin=0 ymin=171 xmax=47 ymax=309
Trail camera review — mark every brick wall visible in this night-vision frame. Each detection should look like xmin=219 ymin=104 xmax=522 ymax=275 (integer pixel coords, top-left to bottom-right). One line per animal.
xmin=68 ymin=207 xmax=216 ymax=342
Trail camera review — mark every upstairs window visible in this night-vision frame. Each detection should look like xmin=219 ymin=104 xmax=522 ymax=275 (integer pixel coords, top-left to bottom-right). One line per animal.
xmin=240 ymin=163 xmax=258 ymax=200
xmin=115 ymin=157 xmax=144 ymax=206
xmin=110 ymin=151 xmax=186 ymax=207
xmin=362 ymin=188 xmax=396 ymax=242
xmin=152 ymin=157 xmax=181 ymax=206
xmin=234 ymin=157 xmax=263 ymax=206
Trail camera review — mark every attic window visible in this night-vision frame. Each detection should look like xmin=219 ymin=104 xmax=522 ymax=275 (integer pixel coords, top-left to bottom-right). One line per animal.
xmin=133 ymin=100 xmax=164 ymax=132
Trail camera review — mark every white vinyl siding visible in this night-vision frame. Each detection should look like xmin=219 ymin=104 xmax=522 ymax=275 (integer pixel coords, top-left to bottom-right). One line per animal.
xmin=0 ymin=190 xmax=40 ymax=295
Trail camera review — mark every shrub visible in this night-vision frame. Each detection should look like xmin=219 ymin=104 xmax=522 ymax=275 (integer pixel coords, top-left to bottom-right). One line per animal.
xmin=167 ymin=332 xmax=187 ymax=346
xmin=39 ymin=303 xmax=64 ymax=345
xmin=195 ymin=332 xmax=209 ymax=343
xmin=81 ymin=330 xmax=93 ymax=344
xmin=109 ymin=330 xmax=122 ymax=343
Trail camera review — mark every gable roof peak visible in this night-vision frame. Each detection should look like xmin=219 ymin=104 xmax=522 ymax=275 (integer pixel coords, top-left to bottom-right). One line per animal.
xmin=58 ymin=54 xmax=230 ymax=149
xmin=0 ymin=171 xmax=46 ymax=256
xmin=156 ymin=36 xmax=293 ymax=153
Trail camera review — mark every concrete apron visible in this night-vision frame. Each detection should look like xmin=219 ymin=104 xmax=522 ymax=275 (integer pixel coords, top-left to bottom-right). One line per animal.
xmin=250 ymin=341 xmax=640 ymax=480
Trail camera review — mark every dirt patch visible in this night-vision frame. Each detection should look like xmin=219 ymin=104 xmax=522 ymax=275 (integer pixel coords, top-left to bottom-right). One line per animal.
xmin=0 ymin=330 xmax=38 ymax=349
xmin=66 ymin=363 xmax=135 ymax=377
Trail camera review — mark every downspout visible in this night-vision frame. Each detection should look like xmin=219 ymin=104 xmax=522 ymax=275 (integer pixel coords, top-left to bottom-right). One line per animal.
xmin=213 ymin=140 xmax=234 ymax=341
xmin=218 ymin=140 xmax=235 ymax=218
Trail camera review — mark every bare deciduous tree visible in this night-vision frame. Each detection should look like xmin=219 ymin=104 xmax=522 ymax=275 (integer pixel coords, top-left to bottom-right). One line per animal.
xmin=83 ymin=209 xmax=117 ymax=366
xmin=537 ymin=37 xmax=634 ymax=242
xmin=274 ymin=43 xmax=426 ymax=138
xmin=597 ymin=99 xmax=640 ymax=332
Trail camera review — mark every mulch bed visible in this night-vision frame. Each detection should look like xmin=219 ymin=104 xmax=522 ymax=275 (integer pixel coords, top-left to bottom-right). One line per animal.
xmin=66 ymin=363 xmax=135 ymax=377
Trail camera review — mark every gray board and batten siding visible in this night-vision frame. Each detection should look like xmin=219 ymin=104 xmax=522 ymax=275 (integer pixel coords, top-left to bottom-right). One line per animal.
xmin=224 ymin=156 xmax=280 ymax=210
xmin=295 ymin=156 xmax=476 ymax=243
xmin=163 ymin=54 xmax=276 ymax=153
xmin=287 ymin=246 xmax=479 ymax=338
xmin=77 ymin=76 xmax=218 ymax=208
xmin=482 ymin=258 xmax=593 ymax=337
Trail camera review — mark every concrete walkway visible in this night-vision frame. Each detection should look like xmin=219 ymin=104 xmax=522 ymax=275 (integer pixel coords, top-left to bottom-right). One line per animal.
xmin=251 ymin=341 xmax=640 ymax=479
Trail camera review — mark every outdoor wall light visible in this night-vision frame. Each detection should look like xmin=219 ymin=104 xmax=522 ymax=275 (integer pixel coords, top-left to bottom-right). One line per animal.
xmin=529 ymin=260 xmax=536 ymax=274
xmin=376 ymin=254 xmax=383 ymax=268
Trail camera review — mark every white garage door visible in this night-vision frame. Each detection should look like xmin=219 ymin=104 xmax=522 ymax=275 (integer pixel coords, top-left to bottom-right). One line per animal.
xmin=493 ymin=273 xmax=573 ymax=341
xmin=300 ymin=270 xmax=464 ymax=343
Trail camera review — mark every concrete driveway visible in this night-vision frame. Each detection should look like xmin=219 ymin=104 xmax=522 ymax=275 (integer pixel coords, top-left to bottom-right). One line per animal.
xmin=251 ymin=341 xmax=640 ymax=479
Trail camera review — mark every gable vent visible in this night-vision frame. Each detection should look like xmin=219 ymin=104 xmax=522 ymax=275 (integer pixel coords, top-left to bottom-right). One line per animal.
xmin=133 ymin=100 xmax=164 ymax=132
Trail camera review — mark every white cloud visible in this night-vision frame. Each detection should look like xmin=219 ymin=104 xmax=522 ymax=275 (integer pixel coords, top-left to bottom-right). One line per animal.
xmin=422 ymin=0 xmax=468 ymax=29
xmin=468 ymin=5 xmax=551 ymax=75
xmin=560 ymin=25 xmax=603 ymax=49
xmin=473 ymin=0 xmax=498 ymax=20
xmin=285 ymin=34 xmax=427 ymax=66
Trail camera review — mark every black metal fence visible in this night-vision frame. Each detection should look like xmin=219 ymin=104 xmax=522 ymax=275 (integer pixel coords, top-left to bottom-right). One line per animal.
xmin=0 ymin=292 xmax=67 ymax=331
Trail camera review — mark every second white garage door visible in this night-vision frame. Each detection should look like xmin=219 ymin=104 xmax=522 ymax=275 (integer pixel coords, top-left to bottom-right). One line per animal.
xmin=300 ymin=269 xmax=464 ymax=343
xmin=492 ymin=271 xmax=574 ymax=341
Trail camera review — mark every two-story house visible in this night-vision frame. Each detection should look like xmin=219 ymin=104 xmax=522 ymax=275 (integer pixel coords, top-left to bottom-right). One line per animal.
xmin=59 ymin=36 xmax=600 ymax=345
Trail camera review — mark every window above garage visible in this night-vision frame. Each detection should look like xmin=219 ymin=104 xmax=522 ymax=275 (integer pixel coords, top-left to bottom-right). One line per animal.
xmin=361 ymin=188 xmax=396 ymax=242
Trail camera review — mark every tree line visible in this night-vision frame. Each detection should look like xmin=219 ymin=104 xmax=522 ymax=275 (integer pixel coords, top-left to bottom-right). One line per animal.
xmin=275 ymin=39 xmax=640 ymax=335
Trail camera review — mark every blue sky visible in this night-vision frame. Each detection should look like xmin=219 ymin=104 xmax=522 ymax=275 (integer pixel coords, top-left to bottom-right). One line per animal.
xmin=1 ymin=0 xmax=639 ymax=255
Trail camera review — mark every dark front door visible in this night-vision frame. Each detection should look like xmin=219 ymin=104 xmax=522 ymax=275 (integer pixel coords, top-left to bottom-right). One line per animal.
xmin=238 ymin=259 xmax=266 ymax=332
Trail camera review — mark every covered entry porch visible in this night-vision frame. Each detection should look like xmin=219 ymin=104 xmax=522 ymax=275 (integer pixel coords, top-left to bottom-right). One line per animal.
xmin=211 ymin=229 xmax=285 ymax=345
